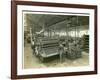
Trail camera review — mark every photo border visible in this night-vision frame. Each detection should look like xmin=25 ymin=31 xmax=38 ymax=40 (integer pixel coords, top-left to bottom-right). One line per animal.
xmin=11 ymin=0 xmax=97 ymax=79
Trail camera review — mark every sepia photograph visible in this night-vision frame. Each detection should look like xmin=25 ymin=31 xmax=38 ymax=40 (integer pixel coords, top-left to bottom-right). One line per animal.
xmin=23 ymin=13 xmax=89 ymax=69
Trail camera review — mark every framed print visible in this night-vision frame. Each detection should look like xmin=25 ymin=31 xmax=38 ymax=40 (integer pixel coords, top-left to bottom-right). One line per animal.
xmin=11 ymin=0 xmax=97 ymax=79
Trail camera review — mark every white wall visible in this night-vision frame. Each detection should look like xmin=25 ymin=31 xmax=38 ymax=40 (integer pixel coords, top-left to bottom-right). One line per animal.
xmin=0 ymin=0 xmax=99 ymax=80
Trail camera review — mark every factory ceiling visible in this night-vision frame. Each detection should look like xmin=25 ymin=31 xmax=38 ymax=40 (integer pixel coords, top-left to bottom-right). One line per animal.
xmin=25 ymin=14 xmax=89 ymax=32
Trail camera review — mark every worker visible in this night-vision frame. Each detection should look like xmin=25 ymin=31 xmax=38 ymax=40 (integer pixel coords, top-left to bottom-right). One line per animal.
xmin=59 ymin=40 xmax=67 ymax=63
